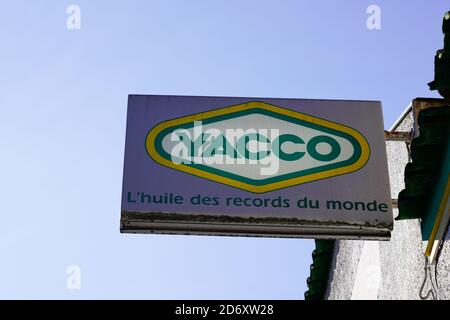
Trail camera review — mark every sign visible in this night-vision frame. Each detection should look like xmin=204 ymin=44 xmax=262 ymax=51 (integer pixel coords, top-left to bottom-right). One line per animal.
xmin=121 ymin=95 xmax=393 ymax=239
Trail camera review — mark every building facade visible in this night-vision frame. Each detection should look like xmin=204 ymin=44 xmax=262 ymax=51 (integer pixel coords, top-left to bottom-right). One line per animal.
xmin=326 ymin=99 xmax=450 ymax=300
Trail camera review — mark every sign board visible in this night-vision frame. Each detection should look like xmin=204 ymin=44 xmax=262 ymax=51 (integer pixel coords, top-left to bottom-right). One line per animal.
xmin=121 ymin=95 xmax=393 ymax=239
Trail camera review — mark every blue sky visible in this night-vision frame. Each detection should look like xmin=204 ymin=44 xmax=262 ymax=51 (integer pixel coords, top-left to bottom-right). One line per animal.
xmin=0 ymin=1 xmax=447 ymax=299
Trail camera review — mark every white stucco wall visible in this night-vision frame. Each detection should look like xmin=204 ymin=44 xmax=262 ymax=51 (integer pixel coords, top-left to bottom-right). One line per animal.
xmin=351 ymin=241 xmax=381 ymax=299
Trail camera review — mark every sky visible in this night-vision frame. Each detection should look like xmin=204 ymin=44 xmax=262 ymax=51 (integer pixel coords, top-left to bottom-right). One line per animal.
xmin=0 ymin=1 xmax=448 ymax=299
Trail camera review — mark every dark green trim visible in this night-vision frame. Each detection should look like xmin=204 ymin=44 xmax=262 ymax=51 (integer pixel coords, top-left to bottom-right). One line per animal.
xmin=304 ymin=240 xmax=335 ymax=300
xmin=397 ymin=106 xmax=450 ymax=242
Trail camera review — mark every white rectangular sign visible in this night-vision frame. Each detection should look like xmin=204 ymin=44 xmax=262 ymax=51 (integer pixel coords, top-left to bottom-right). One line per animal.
xmin=121 ymin=95 xmax=393 ymax=239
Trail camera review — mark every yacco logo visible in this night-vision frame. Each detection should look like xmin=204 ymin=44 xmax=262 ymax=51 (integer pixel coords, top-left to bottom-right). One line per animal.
xmin=145 ymin=102 xmax=370 ymax=193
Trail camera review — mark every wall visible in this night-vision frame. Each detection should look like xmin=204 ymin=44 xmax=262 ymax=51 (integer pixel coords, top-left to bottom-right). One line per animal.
xmin=326 ymin=107 xmax=450 ymax=300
